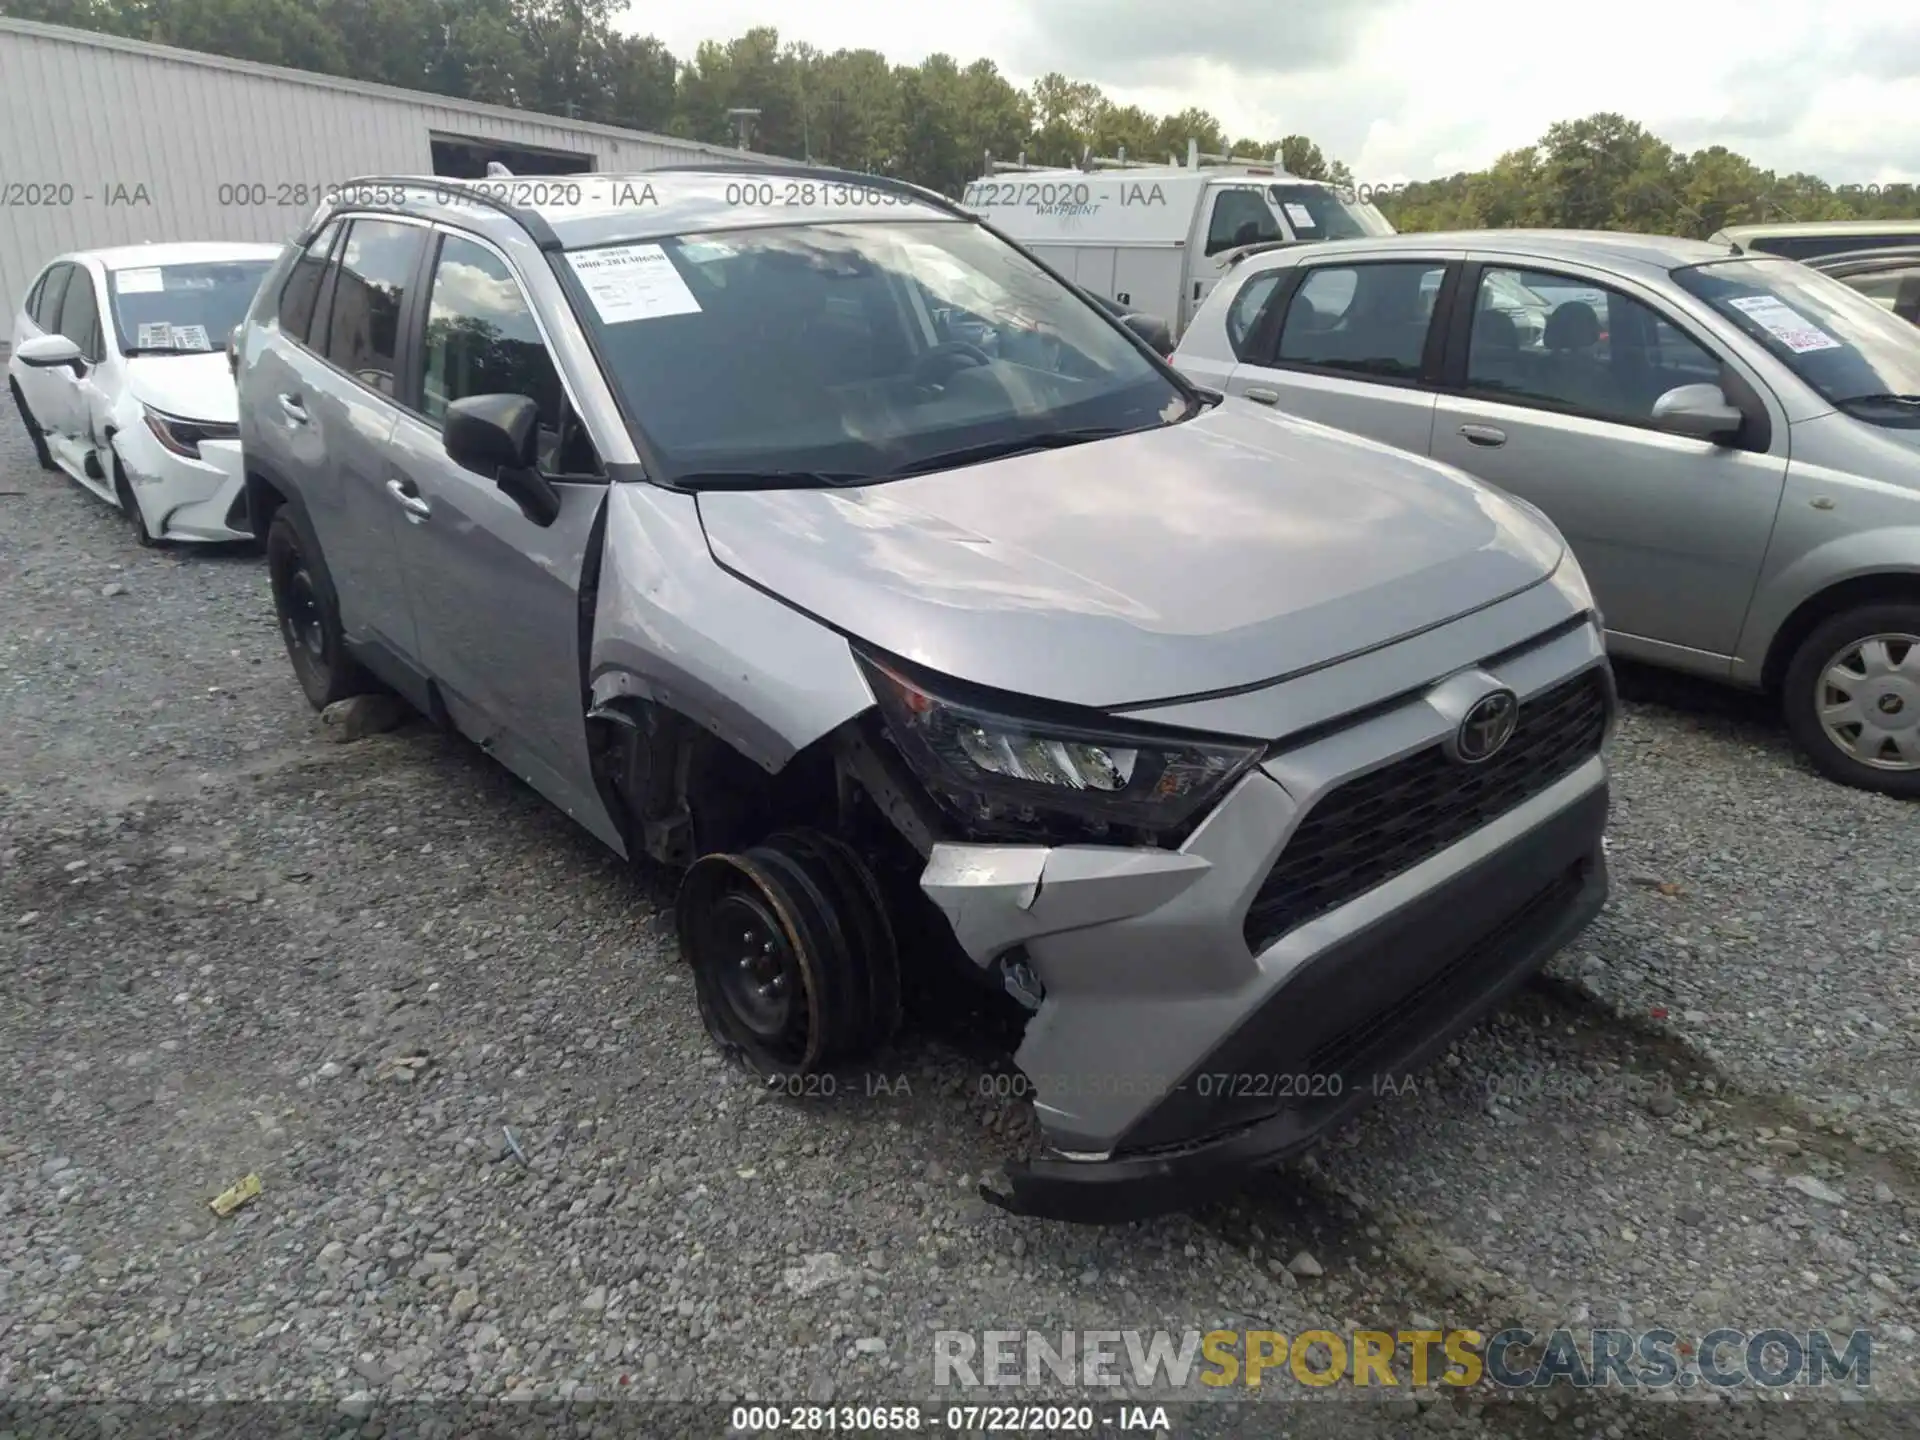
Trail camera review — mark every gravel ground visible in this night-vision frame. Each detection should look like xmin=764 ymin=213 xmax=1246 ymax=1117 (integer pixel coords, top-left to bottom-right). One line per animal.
xmin=2 ymin=397 xmax=1917 ymax=1437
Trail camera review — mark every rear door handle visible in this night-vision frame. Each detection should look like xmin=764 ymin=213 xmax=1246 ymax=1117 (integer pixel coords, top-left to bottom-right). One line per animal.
xmin=385 ymin=477 xmax=431 ymax=523
xmin=1459 ymin=423 xmax=1507 ymax=448
xmin=277 ymin=393 xmax=307 ymax=425
xmin=1243 ymin=386 xmax=1280 ymax=406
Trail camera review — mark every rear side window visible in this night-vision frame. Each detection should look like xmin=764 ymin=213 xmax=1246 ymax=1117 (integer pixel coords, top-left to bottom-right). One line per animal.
xmin=277 ymin=220 xmax=342 ymax=344
xmin=32 ymin=263 xmax=72 ymax=330
xmin=1224 ymin=271 xmax=1283 ymax=360
xmin=1275 ymin=261 xmax=1444 ymax=380
xmin=321 ymin=219 xmax=426 ymax=398
xmin=57 ymin=267 xmax=102 ymax=361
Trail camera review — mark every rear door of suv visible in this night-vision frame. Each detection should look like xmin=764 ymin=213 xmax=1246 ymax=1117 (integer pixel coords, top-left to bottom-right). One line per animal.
xmin=249 ymin=214 xmax=429 ymax=686
xmin=1214 ymin=247 xmax=1462 ymax=456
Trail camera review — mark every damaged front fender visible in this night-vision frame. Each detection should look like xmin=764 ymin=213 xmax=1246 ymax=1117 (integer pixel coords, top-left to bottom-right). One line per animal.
xmin=587 ymin=483 xmax=878 ymax=772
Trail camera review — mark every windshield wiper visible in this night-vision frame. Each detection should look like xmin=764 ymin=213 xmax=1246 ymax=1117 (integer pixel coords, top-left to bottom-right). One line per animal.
xmin=1839 ymin=392 xmax=1920 ymax=407
xmin=886 ymin=426 xmax=1130 ymax=479
xmin=670 ymin=469 xmax=873 ymax=492
xmin=122 ymin=345 xmax=209 ymax=357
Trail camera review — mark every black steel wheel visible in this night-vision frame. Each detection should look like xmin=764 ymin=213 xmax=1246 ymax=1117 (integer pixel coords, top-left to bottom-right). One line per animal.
xmin=678 ymin=829 xmax=901 ymax=1076
xmin=266 ymin=509 xmax=373 ymax=710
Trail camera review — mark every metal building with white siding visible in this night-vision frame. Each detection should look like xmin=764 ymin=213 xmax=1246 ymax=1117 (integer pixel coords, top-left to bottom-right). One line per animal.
xmin=0 ymin=17 xmax=760 ymax=305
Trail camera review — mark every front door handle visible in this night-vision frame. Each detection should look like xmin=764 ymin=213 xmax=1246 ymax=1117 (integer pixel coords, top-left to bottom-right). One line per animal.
xmin=385 ymin=478 xmax=431 ymax=523
xmin=277 ymin=393 xmax=307 ymax=425
xmin=1243 ymin=386 xmax=1281 ymax=406
xmin=1459 ymin=423 xmax=1507 ymax=448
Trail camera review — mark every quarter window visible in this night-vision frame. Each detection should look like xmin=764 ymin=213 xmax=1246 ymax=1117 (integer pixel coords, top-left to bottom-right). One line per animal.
xmin=320 ymin=218 xmax=426 ymax=398
xmin=1224 ymin=271 xmax=1283 ymax=360
xmin=1275 ymin=262 xmax=1443 ymax=379
xmin=1465 ymin=266 xmax=1721 ymax=423
xmin=420 ymin=234 xmax=600 ymax=474
xmin=278 ymin=220 xmax=342 ymax=344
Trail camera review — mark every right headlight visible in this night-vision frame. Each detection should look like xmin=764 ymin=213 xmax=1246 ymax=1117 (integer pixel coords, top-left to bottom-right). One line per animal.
xmin=856 ymin=649 xmax=1262 ymax=838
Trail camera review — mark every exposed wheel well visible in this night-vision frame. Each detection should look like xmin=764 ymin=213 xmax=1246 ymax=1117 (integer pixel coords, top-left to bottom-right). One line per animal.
xmin=245 ymin=470 xmax=288 ymax=545
xmin=1761 ymin=573 xmax=1920 ymax=693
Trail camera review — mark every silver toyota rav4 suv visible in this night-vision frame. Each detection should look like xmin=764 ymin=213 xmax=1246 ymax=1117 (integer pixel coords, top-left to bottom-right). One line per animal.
xmin=234 ymin=167 xmax=1615 ymax=1221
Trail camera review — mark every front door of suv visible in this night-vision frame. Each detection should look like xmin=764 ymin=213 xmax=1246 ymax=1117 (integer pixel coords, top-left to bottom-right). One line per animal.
xmin=1221 ymin=254 xmax=1456 ymax=457
xmin=1428 ymin=260 xmax=1789 ymax=661
xmin=383 ymin=228 xmax=624 ymax=854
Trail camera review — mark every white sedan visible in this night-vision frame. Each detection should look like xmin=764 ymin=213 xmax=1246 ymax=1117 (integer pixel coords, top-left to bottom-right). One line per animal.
xmin=8 ymin=241 xmax=282 ymax=545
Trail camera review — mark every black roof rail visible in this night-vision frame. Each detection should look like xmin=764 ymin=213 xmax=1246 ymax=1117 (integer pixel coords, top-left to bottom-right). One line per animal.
xmin=299 ymin=175 xmax=564 ymax=251
xmin=641 ymin=161 xmax=973 ymax=222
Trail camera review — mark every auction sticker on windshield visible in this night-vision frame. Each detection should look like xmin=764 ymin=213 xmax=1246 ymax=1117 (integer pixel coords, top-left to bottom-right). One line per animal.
xmin=1284 ymin=203 xmax=1318 ymax=230
xmin=566 ymin=243 xmax=701 ymax=324
xmin=1728 ymin=294 xmax=1842 ymax=354
xmin=115 ymin=267 xmax=163 ymax=294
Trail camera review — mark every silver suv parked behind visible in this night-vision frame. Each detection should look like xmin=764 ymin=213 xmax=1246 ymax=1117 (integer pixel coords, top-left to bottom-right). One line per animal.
xmin=1176 ymin=230 xmax=1920 ymax=797
xmin=234 ymin=169 xmax=1614 ymax=1221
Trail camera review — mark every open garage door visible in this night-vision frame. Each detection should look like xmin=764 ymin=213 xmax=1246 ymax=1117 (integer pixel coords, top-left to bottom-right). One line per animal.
xmin=430 ymin=132 xmax=594 ymax=178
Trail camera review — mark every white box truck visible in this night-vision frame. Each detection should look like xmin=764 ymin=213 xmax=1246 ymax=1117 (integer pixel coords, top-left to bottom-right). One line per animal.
xmin=961 ymin=143 xmax=1396 ymax=338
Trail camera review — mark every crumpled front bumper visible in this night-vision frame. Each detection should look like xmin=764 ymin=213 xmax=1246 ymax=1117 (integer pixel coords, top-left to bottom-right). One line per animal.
xmin=918 ymin=619 xmax=1612 ymax=1222
xmin=119 ymin=431 xmax=249 ymax=542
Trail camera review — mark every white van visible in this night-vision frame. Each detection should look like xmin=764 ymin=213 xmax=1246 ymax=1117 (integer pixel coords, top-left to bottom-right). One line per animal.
xmin=961 ymin=154 xmax=1395 ymax=338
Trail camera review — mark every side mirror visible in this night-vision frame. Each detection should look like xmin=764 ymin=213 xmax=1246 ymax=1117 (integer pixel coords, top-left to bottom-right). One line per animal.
xmin=443 ymin=393 xmax=561 ymax=527
xmin=16 ymin=333 xmax=84 ymax=373
xmin=1651 ymin=383 xmax=1744 ymax=443
xmin=1120 ymin=311 xmax=1175 ymax=357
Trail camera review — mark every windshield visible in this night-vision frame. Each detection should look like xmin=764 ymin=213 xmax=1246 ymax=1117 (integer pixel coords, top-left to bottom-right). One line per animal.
xmin=1270 ymin=183 xmax=1394 ymax=241
xmin=1674 ymin=257 xmax=1920 ymax=426
xmin=108 ymin=260 xmax=274 ymax=355
xmin=567 ymin=220 xmax=1189 ymax=484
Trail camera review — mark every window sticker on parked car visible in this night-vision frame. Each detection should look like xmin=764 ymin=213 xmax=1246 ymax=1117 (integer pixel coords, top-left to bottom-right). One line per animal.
xmin=1284 ymin=203 xmax=1317 ymax=230
xmin=566 ymin=243 xmax=702 ymax=324
xmin=1728 ymin=294 xmax=1843 ymax=354
xmin=136 ymin=321 xmax=212 ymax=351
xmin=115 ymin=267 xmax=163 ymax=295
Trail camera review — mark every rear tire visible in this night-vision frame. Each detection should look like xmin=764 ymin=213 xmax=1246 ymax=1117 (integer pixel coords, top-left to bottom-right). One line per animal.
xmin=10 ymin=380 xmax=56 ymax=472
xmin=111 ymin=452 xmax=158 ymax=548
xmin=1782 ymin=602 xmax=1920 ymax=799
xmin=266 ymin=509 xmax=374 ymax=710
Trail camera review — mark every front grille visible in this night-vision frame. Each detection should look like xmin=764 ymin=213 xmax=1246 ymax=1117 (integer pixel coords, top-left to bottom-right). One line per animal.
xmin=1243 ymin=669 xmax=1608 ymax=953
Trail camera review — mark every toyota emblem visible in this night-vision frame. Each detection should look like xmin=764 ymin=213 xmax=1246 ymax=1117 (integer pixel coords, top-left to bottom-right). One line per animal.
xmin=1451 ymin=689 xmax=1519 ymax=764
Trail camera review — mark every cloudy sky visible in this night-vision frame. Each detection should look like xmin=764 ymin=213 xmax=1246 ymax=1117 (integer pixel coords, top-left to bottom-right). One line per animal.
xmin=624 ymin=0 xmax=1920 ymax=185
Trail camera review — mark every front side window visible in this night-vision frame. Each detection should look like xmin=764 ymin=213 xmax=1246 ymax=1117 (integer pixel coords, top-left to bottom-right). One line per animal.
xmin=1465 ymin=266 xmax=1721 ymax=423
xmin=57 ymin=266 xmax=102 ymax=361
xmin=1675 ymin=256 xmax=1920 ymax=428
xmin=567 ymin=219 xmax=1188 ymax=484
xmin=420 ymin=233 xmax=599 ymax=474
xmin=109 ymin=260 xmax=274 ymax=356
xmin=1206 ymin=190 xmax=1283 ymax=256
xmin=279 ymin=220 xmax=342 ymax=343
xmin=33 ymin=264 xmax=73 ymax=333
xmin=1275 ymin=261 xmax=1443 ymax=379
xmin=321 ymin=218 xmax=426 ymax=397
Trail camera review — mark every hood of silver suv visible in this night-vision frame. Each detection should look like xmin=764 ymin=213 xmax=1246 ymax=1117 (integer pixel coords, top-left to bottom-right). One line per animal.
xmin=695 ymin=400 xmax=1566 ymax=709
